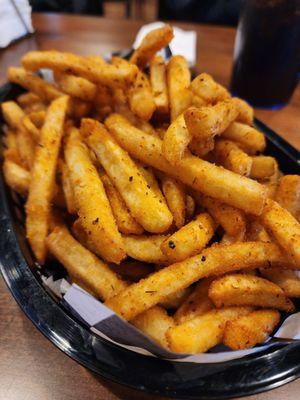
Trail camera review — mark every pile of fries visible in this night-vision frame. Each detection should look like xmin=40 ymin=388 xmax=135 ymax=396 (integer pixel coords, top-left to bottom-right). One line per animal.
xmin=2 ymin=25 xmax=300 ymax=354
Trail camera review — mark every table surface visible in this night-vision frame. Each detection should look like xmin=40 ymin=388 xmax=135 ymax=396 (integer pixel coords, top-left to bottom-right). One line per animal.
xmin=0 ymin=13 xmax=299 ymax=400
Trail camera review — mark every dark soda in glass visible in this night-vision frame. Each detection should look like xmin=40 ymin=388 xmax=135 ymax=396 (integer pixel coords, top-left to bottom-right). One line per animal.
xmin=230 ymin=0 xmax=300 ymax=108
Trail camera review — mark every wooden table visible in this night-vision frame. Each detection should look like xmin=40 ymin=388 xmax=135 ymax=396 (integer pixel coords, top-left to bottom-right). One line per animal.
xmin=0 ymin=13 xmax=299 ymax=400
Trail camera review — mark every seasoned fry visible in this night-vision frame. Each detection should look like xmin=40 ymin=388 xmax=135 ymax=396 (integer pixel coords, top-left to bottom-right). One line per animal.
xmin=26 ymin=96 xmax=69 ymax=264
xmin=1 ymin=100 xmax=25 ymax=129
xmin=3 ymin=159 xmax=30 ymax=197
xmin=250 ymin=156 xmax=277 ymax=180
xmin=54 ymin=72 xmax=97 ymax=101
xmin=105 ymin=241 xmax=291 ymax=320
xmin=186 ymin=194 xmax=196 ymax=222
xmin=263 ymin=161 xmax=280 ymax=199
xmin=128 ymin=71 xmax=156 ymax=121
xmin=150 ymin=56 xmax=169 ymax=118
xmin=260 ymin=268 xmax=300 ymax=298
xmin=260 ymin=199 xmax=300 ymax=266
xmin=111 ymin=260 xmax=153 ymax=282
xmin=8 ymin=67 xmax=63 ymax=103
xmin=174 ymin=278 xmax=214 ymax=324
xmin=223 ymin=309 xmax=280 ymax=350
xmin=167 ymin=307 xmax=252 ymax=354
xmin=69 ymin=98 xmax=92 ymax=119
xmin=161 ymin=213 xmax=216 ymax=262
xmin=162 ymin=113 xmax=191 ymax=165
xmin=275 ymin=175 xmax=300 ymax=220
xmin=22 ymin=114 xmax=40 ymax=142
xmin=28 ymin=110 xmax=46 ymax=128
xmin=231 ymin=97 xmax=254 ymax=125
xmin=190 ymin=73 xmax=230 ymax=104
xmin=167 ymin=56 xmax=192 ymax=121
xmin=16 ymin=127 xmax=36 ymax=170
xmin=135 ymin=162 xmax=167 ymax=206
xmin=123 ymin=234 xmax=169 ymax=263
xmin=59 ymin=160 xmax=77 ymax=214
xmin=17 ymin=92 xmax=41 ymax=107
xmin=161 ymin=175 xmax=186 ymax=229
xmin=105 ymin=114 xmax=266 ymax=215
xmin=22 ymin=51 xmax=138 ymax=88
xmin=159 ymin=288 xmax=192 ymax=310
xmin=82 ymin=118 xmax=173 ymax=233
xmin=214 ymin=139 xmax=253 ymax=176
xmin=130 ymin=24 xmax=174 ymax=67
xmin=222 ymin=122 xmax=266 ymax=154
xmin=65 ymin=127 xmax=126 ymax=263
xmin=101 ymin=173 xmax=144 ymax=235
xmin=209 ymin=274 xmax=295 ymax=312
xmin=188 ymin=137 xmax=214 ymax=158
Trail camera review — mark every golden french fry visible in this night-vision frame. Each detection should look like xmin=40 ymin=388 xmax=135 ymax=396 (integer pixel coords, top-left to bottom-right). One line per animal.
xmin=111 ymin=260 xmax=153 ymax=282
xmin=209 ymin=273 xmax=295 ymax=312
xmin=22 ymin=115 xmax=40 ymax=142
xmin=130 ymin=24 xmax=174 ymax=67
xmin=3 ymin=131 xmax=22 ymax=165
xmin=28 ymin=110 xmax=46 ymax=128
xmin=167 ymin=55 xmax=192 ymax=121
xmin=250 ymin=156 xmax=277 ymax=180
xmin=167 ymin=307 xmax=252 ymax=354
xmin=184 ymin=101 xmax=238 ymax=142
xmin=161 ymin=213 xmax=216 ymax=262
xmin=16 ymin=127 xmax=36 ymax=170
xmin=246 ymin=220 xmax=272 ymax=243
xmin=8 ymin=67 xmax=63 ymax=102
xmin=26 ymin=96 xmax=69 ymax=264
xmin=128 ymin=71 xmax=155 ymax=121
xmin=188 ymin=137 xmax=215 ymax=158
xmin=69 ymin=98 xmax=92 ymax=119
xmin=17 ymin=92 xmax=41 ymax=107
xmin=54 ymin=71 xmax=97 ymax=101
xmin=260 ymin=268 xmax=300 ymax=298
xmin=222 ymin=122 xmax=266 ymax=155
xmin=161 ymin=175 xmax=186 ymax=229
xmin=220 ymin=231 xmax=245 ymax=245
xmin=192 ymin=94 xmax=207 ymax=108
xmin=105 ymin=114 xmax=266 ymax=215
xmin=275 ymin=175 xmax=300 ymax=221
xmin=105 ymin=241 xmax=291 ymax=320
xmin=174 ymin=278 xmax=214 ymax=324
xmin=22 ymin=50 xmax=138 ymax=88
xmin=65 ymin=127 xmax=126 ymax=263
xmin=3 ymin=159 xmax=30 ymax=197
xmin=150 ymin=56 xmax=169 ymax=118
xmin=223 ymin=309 xmax=280 ymax=350
xmin=101 ymin=173 xmax=144 ymax=235
xmin=231 ymin=97 xmax=254 ymax=125
xmin=1 ymin=100 xmax=25 ymax=129
xmin=263 ymin=161 xmax=280 ymax=199
xmin=260 ymin=199 xmax=300 ymax=266
xmin=214 ymin=139 xmax=253 ymax=176
xmin=190 ymin=73 xmax=230 ymax=104
xmin=185 ymin=194 xmax=196 ymax=222
xmin=82 ymin=118 xmax=173 ymax=233
xmin=132 ymin=306 xmax=175 ymax=349
xmin=47 ymin=225 xmax=127 ymax=300
xmin=159 ymin=287 xmax=192 ymax=310
xmin=162 ymin=113 xmax=191 ymax=165
xmin=135 ymin=162 xmax=167 ymax=206
xmin=123 ymin=234 xmax=169 ymax=263
xmin=59 ymin=160 xmax=77 ymax=214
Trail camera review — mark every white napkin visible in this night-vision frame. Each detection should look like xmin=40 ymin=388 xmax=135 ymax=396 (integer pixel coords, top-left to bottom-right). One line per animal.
xmin=133 ymin=21 xmax=197 ymax=67
xmin=0 ymin=0 xmax=34 ymax=48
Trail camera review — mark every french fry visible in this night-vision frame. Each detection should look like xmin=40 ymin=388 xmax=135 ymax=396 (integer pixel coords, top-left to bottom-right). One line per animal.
xmin=221 ymin=231 xmax=245 ymax=245
xmin=260 ymin=199 xmax=300 ymax=266
xmin=184 ymin=101 xmax=238 ymax=143
xmin=159 ymin=287 xmax=192 ymax=310
xmin=130 ymin=24 xmax=174 ymax=68
xmin=174 ymin=278 xmax=214 ymax=324
xmin=26 ymin=96 xmax=69 ymax=264
xmin=150 ymin=56 xmax=169 ymax=118
xmin=275 ymin=175 xmax=300 ymax=220
xmin=192 ymin=94 xmax=207 ymax=108
xmin=69 ymin=98 xmax=92 ymax=119
xmin=223 ymin=309 xmax=280 ymax=350
xmin=65 ymin=127 xmax=126 ymax=263
xmin=250 ymin=156 xmax=277 ymax=180
xmin=47 ymin=225 xmax=128 ymax=300
xmin=222 ymin=122 xmax=266 ymax=154
xmin=213 ymin=139 xmax=253 ymax=176
xmin=132 ymin=306 xmax=175 ymax=349
xmin=246 ymin=220 xmax=272 ymax=243
xmin=28 ymin=110 xmax=46 ymax=128
xmin=186 ymin=194 xmax=196 ymax=222
xmin=59 ymin=160 xmax=77 ymax=214
xmin=260 ymin=268 xmax=300 ymax=298
xmin=195 ymin=193 xmax=246 ymax=237
xmin=135 ymin=162 xmax=167 ymax=206
xmin=161 ymin=175 xmax=186 ymax=229
xmin=3 ymin=129 xmax=22 ymax=165
xmin=111 ymin=260 xmax=153 ymax=282
xmin=54 ymin=71 xmax=97 ymax=101
xmin=167 ymin=307 xmax=252 ymax=354
xmin=162 ymin=113 xmax=191 ymax=165
xmin=263 ymin=161 xmax=280 ymax=199
xmin=82 ymin=118 xmax=173 ymax=233
xmin=128 ymin=71 xmax=156 ymax=121
xmin=1 ymin=100 xmax=25 ymax=129
xmin=167 ymin=56 xmax=192 ymax=121
xmin=123 ymin=234 xmax=169 ymax=263
xmin=105 ymin=241 xmax=291 ymax=320
xmin=209 ymin=274 xmax=295 ymax=312
xmin=22 ymin=114 xmax=40 ymax=141
xmin=101 ymin=173 xmax=144 ymax=235
xmin=231 ymin=97 xmax=254 ymax=125
xmin=105 ymin=114 xmax=266 ymax=215
xmin=22 ymin=50 xmax=138 ymax=88
xmin=8 ymin=67 xmax=63 ymax=102
xmin=160 ymin=213 xmax=216 ymax=262
xmin=17 ymin=92 xmax=41 ymax=107
xmin=188 ymin=137 xmax=214 ymax=158
xmin=190 ymin=73 xmax=230 ymax=104
xmin=3 ymin=159 xmax=30 ymax=197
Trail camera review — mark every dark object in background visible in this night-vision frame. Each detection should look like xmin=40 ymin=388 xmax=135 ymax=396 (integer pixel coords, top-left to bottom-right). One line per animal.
xmin=29 ymin=0 xmax=103 ymax=15
xmin=159 ymin=0 xmax=242 ymax=26
xmin=230 ymin=0 xmax=300 ymax=109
